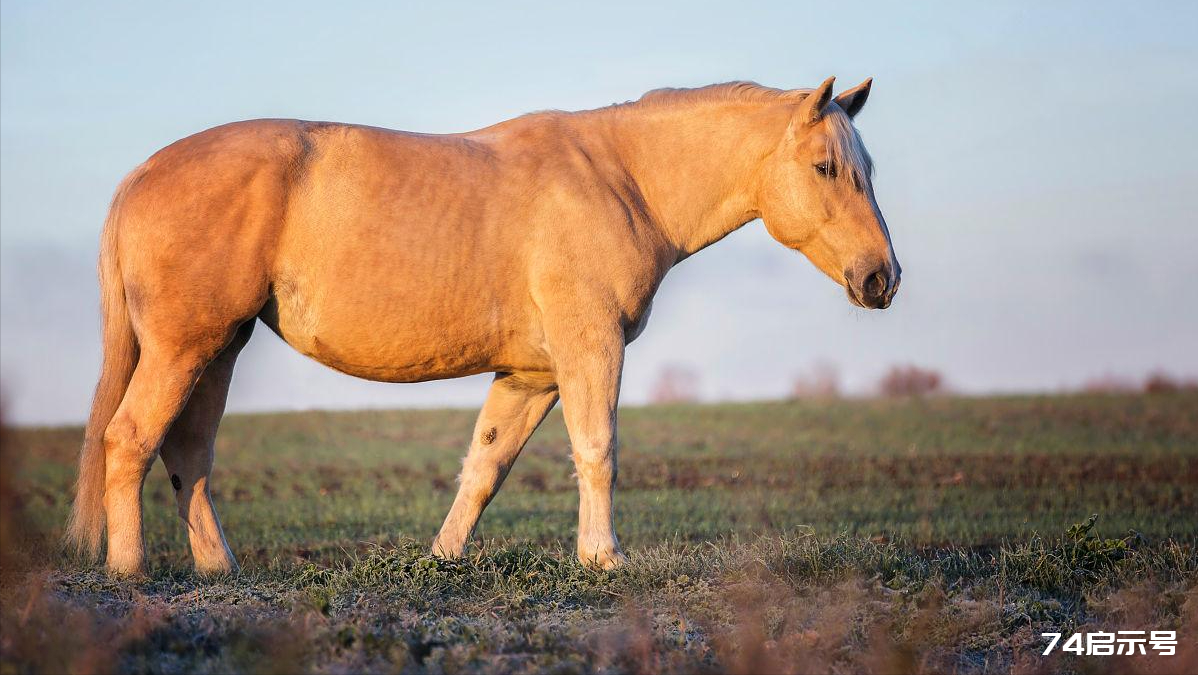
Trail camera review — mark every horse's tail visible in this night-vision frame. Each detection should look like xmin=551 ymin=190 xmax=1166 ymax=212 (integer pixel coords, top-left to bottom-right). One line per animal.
xmin=65 ymin=169 xmax=144 ymax=559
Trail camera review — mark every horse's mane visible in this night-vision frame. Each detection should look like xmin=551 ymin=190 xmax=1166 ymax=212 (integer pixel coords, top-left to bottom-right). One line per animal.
xmin=635 ymin=81 xmax=804 ymax=107
xmin=606 ymin=81 xmax=874 ymax=187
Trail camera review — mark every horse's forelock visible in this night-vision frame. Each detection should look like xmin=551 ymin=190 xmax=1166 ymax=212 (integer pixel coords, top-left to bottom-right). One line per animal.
xmin=821 ymin=109 xmax=874 ymax=188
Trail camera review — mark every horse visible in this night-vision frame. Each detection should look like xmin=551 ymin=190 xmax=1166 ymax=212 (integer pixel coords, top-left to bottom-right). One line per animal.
xmin=66 ymin=76 xmax=900 ymax=575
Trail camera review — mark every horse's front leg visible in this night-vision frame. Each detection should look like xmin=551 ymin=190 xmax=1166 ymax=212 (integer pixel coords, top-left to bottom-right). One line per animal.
xmin=550 ymin=326 xmax=627 ymax=569
xmin=432 ymin=372 xmax=559 ymax=558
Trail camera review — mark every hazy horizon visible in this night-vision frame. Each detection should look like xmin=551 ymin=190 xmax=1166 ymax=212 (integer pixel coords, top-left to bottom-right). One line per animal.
xmin=3 ymin=1 xmax=1197 ymax=424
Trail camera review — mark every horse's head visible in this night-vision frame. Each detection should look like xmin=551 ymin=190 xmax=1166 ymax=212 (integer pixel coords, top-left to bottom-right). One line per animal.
xmin=758 ymin=77 xmax=900 ymax=309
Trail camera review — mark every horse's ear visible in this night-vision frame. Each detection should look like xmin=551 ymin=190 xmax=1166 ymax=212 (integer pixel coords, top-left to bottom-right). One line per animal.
xmin=797 ymin=76 xmax=836 ymax=126
xmin=833 ymin=77 xmax=872 ymax=118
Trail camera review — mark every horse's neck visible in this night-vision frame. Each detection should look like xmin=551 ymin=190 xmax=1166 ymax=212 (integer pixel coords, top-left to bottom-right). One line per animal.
xmin=594 ymin=102 xmax=790 ymax=259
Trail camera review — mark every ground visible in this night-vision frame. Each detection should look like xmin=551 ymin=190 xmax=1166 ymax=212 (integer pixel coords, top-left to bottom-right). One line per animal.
xmin=1 ymin=393 xmax=1196 ymax=674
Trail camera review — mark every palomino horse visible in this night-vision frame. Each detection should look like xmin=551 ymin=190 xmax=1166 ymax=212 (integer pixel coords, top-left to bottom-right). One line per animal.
xmin=67 ymin=77 xmax=900 ymax=575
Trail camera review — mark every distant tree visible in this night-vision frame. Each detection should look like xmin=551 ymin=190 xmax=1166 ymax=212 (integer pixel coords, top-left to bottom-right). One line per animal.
xmin=1079 ymin=374 xmax=1140 ymax=394
xmin=790 ymin=361 xmax=841 ymax=399
xmin=877 ymin=365 xmax=944 ymax=398
xmin=649 ymin=364 xmax=701 ymax=404
xmin=1143 ymin=371 xmax=1198 ymax=394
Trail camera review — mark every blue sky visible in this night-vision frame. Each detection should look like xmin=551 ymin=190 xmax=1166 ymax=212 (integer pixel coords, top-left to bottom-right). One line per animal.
xmin=2 ymin=1 xmax=1196 ymax=423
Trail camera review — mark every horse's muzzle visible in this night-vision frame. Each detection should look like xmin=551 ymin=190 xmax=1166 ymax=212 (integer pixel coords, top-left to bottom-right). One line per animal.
xmin=845 ymin=260 xmax=900 ymax=309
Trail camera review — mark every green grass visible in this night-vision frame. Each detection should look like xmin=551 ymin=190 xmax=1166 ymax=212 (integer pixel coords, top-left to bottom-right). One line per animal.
xmin=2 ymin=393 xmax=1196 ymax=673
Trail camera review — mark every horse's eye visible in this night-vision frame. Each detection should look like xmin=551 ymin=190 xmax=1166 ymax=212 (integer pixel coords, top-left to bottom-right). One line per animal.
xmin=814 ymin=162 xmax=837 ymax=178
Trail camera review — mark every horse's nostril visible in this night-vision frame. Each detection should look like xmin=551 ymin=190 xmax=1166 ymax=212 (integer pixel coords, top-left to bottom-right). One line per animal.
xmin=865 ymin=269 xmax=887 ymax=298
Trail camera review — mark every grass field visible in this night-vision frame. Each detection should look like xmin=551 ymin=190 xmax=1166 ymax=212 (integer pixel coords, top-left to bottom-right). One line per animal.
xmin=2 ymin=393 xmax=1196 ymax=673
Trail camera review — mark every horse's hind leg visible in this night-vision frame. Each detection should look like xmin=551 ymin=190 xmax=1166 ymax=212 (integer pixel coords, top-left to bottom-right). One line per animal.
xmin=159 ymin=321 xmax=253 ymax=574
xmin=104 ymin=344 xmax=218 ymax=575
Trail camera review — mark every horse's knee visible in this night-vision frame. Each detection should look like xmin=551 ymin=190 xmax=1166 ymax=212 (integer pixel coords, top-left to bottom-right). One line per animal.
xmin=103 ymin=415 xmax=157 ymax=487
xmin=102 ymin=413 xmax=136 ymax=452
xmin=162 ymin=445 xmax=210 ymax=515
xmin=172 ymin=474 xmax=214 ymax=519
xmin=458 ymin=452 xmax=511 ymax=492
xmin=171 ymin=477 xmax=193 ymax=520
xmin=572 ymin=442 xmax=616 ymax=486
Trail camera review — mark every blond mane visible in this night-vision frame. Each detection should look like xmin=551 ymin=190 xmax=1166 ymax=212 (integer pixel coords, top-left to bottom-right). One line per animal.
xmin=635 ymin=80 xmax=804 ymax=106
xmin=607 ymin=81 xmax=874 ymax=187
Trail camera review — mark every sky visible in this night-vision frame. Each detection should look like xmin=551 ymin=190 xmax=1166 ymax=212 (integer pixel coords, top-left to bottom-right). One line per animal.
xmin=2 ymin=1 xmax=1196 ymax=424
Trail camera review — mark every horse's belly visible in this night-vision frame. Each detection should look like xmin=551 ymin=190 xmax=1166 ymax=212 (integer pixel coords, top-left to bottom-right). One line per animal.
xmin=261 ymin=277 xmax=540 ymax=382
xmin=294 ymin=326 xmax=491 ymax=382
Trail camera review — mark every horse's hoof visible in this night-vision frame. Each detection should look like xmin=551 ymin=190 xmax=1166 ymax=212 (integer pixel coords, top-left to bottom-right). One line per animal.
xmin=195 ymin=559 xmax=239 ymax=577
xmin=431 ymin=538 xmax=465 ymax=560
xmin=105 ymin=562 xmax=148 ymax=579
xmin=580 ymin=547 xmax=627 ymax=570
